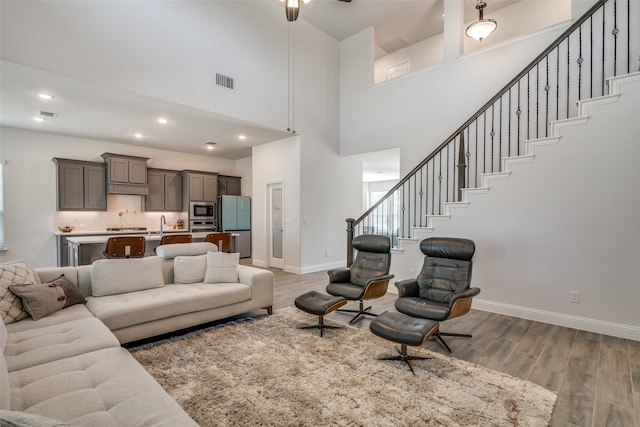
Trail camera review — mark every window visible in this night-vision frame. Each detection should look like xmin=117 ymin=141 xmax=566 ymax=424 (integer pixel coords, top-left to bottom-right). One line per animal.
xmin=0 ymin=161 xmax=4 ymax=250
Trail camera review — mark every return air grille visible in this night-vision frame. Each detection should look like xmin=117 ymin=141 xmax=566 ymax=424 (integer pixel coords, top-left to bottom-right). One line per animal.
xmin=215 ymin=73 xmax=235 ymax=90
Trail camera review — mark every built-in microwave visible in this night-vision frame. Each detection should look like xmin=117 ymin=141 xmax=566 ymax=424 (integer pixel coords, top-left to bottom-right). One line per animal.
xmin=190 ymin=202 xmax=215 ymax=218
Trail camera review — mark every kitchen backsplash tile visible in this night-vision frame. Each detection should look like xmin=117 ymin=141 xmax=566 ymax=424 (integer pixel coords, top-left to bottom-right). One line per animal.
xmin=55 ymin=195 xmax=187 ymax=231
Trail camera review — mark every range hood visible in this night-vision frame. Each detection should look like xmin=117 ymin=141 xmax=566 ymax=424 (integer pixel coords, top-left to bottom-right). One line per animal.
xmin=106 ymin=182 xmax=149 ymax=196
xmin=102 ymin=153 xmax=150 ymax=196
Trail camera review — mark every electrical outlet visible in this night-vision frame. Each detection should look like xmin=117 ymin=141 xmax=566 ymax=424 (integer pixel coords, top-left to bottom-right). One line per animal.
xmin=325 ymin=250 xmax=329 ymax=258
xmin=570 ymin=291 xmax=580 ymax=303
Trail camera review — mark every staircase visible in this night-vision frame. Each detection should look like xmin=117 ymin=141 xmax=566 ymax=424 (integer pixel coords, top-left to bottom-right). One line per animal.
xmin=345 ymin=0 xmax=640 ymax=339
xmin=347 ymin=0 xmax=639 ymax=261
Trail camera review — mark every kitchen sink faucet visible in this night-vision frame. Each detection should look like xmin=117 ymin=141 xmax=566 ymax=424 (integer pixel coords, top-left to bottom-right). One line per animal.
xmin=160 ymin=215 xmax=166 ymax=236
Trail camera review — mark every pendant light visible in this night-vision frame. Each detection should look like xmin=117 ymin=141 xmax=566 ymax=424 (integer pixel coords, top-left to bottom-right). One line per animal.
xmin=285 ymin=0 xmax=300 ymax=22
xmin=465 ymin=1 xmax=497 ymax=42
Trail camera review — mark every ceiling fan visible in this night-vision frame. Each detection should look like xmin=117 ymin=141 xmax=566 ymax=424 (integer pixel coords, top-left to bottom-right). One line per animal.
xmin=284 ymin=0 xmax=352 ymax=22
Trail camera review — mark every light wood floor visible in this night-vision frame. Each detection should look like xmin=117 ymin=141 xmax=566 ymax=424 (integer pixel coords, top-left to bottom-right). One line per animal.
xmin=245 ymin=265 xmax=639 ymax=427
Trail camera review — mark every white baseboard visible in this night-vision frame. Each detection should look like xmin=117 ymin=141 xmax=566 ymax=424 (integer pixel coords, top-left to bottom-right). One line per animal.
xmin=473 ymin=299 xmax=640 ymax=341
xmin=299 ymin=261 xmax=345 ymax=275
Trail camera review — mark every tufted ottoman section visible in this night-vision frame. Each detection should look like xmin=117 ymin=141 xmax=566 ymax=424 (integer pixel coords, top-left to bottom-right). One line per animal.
xmin=8 ymin=347 xmax=197 ymax=426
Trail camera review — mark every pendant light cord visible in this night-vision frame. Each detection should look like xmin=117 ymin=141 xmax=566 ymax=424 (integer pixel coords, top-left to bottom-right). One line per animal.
xmin=287 ymin=23 xmax=296 ymax=134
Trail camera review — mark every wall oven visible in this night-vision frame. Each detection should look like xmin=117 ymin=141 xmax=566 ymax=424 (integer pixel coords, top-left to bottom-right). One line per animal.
xmin=189 ymin=220 xmax=216 ymax=233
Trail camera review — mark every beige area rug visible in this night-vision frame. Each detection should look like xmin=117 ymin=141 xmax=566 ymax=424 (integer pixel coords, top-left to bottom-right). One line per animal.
xmin=129 ymin=307 xmax=556 ymax=426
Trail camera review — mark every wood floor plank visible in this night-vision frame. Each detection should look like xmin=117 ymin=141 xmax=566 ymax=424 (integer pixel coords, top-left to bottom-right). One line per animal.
xmin=592 ymin=400 xmax=637 ymax=427
xmin=498 ymin=349 xmax=538 ymax=379
xmin=599 ymin=345 xmax=630 ymax=374
xmin=571 ymin=330 xmax=602 ymax=361
xmin=595 ymin=368 xmax=635 ymax=410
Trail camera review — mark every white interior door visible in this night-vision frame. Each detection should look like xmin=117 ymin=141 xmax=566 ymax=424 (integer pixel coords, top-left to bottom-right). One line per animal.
xmin=268 ymin=182 xmax=284 ymax=269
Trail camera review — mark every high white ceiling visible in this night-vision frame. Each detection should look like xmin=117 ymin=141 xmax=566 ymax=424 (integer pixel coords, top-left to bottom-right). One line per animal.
xmin=0 ymin=0 xmax=510 ymax=167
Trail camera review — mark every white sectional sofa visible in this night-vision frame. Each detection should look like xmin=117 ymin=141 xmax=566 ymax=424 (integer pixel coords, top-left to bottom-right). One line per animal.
xmin=1 ymin=242 xmax=275 ymax=426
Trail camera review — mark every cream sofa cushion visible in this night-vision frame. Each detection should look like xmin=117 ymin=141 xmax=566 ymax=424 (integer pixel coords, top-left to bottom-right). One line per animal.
xmin=173 ymin=254 xmax=207 ymax=284
xmin=4 ymin=315 xmax=119 ymax=372
xmin=91 ymin=257 xmax=164 ymax=297
xmin=86 ymin=283 xmax=251 ymax=331
xmin=155 ymin=242 xmax=217 ymax=260
xmin=204 ymin=252 xmax=239 ymax=283
xmin=8 ymin=347 xmax=198 ymax=426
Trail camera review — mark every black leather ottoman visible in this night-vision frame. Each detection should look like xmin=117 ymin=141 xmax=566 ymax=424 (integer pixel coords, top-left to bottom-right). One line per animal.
xmin=294 ymin=291 xmax=347 ymax=337
xmin=370 ymin=311 xmax=441 ymax=374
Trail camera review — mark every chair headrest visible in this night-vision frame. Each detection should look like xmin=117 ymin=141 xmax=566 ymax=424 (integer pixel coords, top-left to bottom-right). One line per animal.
xmin=353 ymin=234 xmax=391 ymax=253
xmin=419 ymin=237 xmax=475 ymax=261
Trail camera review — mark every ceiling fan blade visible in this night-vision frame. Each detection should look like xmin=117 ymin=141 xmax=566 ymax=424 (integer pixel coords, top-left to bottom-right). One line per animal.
xmin=337 ymin=0 xmax=352 ymax=2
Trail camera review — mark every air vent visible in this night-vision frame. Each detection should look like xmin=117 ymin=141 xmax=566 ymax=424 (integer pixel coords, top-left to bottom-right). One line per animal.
xmin=215 ymin=73 xmax=235 ymax=90
xmin=39 ymin=110 xmax=58 ymax=118
xmin=378 ymin=36 xmax=410 ymax=54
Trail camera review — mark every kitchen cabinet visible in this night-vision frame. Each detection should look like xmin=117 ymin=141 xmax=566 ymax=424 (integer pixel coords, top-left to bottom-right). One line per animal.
xmin=218 ymin=175 xmax=241 ymax=196
xmin=182 ymin=171 xmax=218 ymax=202
xmin=101 ymin=153 xmax=149 ymax=195
xmin=145 ymin=168 xmax=182 ymax=211
xmin=53 ymin=158 xmax=107 ymax=211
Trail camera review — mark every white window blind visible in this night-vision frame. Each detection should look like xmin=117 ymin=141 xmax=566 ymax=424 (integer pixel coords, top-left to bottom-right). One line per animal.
xmin=0 ymin=161 xmax=4 ymax=250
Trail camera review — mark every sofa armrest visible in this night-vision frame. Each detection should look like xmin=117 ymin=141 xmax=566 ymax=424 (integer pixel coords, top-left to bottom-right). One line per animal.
xmin=237 ymin=265 xmax=274 ymax=310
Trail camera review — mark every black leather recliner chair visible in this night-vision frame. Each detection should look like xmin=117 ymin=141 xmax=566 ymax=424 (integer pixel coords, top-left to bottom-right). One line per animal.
xmin=395 ymin=237 xmax=479 ymax=352
xmin=326 ymin=234 xmax=394 ymax=324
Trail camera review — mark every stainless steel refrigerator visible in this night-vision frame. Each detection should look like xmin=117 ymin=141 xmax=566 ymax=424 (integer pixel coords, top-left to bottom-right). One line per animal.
xmin=218 ymin=195 xmax=251 ymax=258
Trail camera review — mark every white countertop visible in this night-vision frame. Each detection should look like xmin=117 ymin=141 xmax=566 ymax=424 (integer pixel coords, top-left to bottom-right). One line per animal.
xmin=66 ymin=232 xmax=216 ymax=245
xmin=55 ymin=228 xmax=186 ymax=236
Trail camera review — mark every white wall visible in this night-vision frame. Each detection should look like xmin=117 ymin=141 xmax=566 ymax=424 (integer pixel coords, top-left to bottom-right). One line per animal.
xmin=0 ymin=126 xmax=238 ymax=267
xmin=252 ymin=136 xmax=301 ymax=271
xmin=389 ymin=75 xmax=640 ymax=339
xmin=340 ymin=18 xmax=571 ymax=176
xmin=374 ymin=33 xmax=444 ymax=85
xmin=0 ymin=1 xmax=290 ymax=130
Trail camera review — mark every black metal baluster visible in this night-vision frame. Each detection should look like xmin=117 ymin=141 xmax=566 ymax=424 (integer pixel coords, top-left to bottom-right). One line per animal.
xmin=578 ymin=26 xmax=584 ymax=101
xmin=613 ymin=0 xmax=618 ymax=77
xmin=517 ymin=82 xmax=521 ymax=155
xmin=590 ymin=16 xmax=594 ymax=99
xmin=600 ymin=7 xmax=607 ymax=95
xmin=556 ymin=47 xmax=561 ymax=120
xmin=490 ymin=105 xmax=496 ymax=173
xmin=508 ymin=88 xmax=512 ymax=156
xmin=536 ymin=63 xmax=540 ymax=139
xmin=498 ymin=97 xmax=503 ymax=169
xmin=566 ymin=37 xmax=571 ymax=119
xmin=438 ymin=153 xmax=442 ymax=215
xmin=545 ymin=56 xmax=550 ymax=137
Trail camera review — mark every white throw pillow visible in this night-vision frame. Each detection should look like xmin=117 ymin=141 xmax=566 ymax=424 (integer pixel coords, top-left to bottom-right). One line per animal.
xmin=91 ymin=257 xmax=165 ymax=297
xmin=203 ymin=251 xmax=239 ymax=284
xmin=174 ymin=254 xmax=208 ymax=284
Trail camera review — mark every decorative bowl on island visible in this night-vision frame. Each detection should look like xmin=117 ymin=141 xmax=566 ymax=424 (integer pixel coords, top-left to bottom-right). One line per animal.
xmin=58 ymin=226 xmax=74 ymax=233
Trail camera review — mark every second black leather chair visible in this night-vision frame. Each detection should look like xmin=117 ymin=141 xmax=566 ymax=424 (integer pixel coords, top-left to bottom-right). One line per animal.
xmin=395 ymin=237 xmax=479 ymax=352
xmin=326 ymin=234 xmax=394 ymax=324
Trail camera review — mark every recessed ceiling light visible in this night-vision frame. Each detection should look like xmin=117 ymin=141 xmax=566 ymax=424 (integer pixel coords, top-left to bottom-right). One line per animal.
xmin=33 ymin=117 xmax=45 ymax=122
xmin=238 ymin=135 xmax=246 ymax=140
xmin=37 ymin=93 xmax=54 ymax=100
xmin=206 ymin=142 xmax=216 ymax=150
xmin=158 ymin=118 xmax=169 ymax=124
xmin=134 ymin=133 xmax=144 ymax=138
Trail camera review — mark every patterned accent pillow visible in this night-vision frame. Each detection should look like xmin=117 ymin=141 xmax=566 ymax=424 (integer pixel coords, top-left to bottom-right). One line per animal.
xmin=0 ymin=263 xmax=38 ymax=324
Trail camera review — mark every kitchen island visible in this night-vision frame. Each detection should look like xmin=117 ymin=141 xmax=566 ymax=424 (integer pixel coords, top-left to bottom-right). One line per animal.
xmin=64 ymin=231 xmax=233 ymax=266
